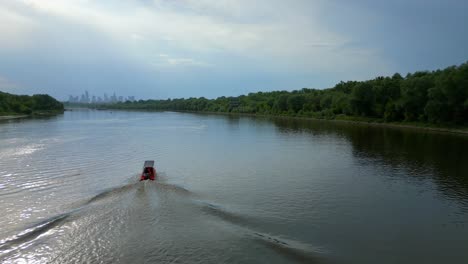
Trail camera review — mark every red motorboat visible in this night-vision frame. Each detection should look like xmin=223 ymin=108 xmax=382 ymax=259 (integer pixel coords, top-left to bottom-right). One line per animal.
xmin=140 ymin=160 xmax=156 ymax=181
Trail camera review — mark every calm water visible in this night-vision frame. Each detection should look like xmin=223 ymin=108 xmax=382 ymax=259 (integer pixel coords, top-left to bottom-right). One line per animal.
xmin=1 ymin=110 xmax=467 ymax=264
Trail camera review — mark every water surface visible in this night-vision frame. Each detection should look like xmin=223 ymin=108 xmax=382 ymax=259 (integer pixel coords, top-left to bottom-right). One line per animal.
xmin=1 ymin=110 xmax=467 ymax=263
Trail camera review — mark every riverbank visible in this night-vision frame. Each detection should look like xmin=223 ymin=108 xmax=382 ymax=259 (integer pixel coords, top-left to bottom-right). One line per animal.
xmin=0 ymin=115 xmax=28 ymax=120
xmin=192 ymin=111 xmax=468 ymax=135
xmin=75 ymin=106 xmax=468 ymax=135
xmin=0 ymin=110 xmax=65 ymax=121
xmin=332 ymin=115 xmax=468 ymax=135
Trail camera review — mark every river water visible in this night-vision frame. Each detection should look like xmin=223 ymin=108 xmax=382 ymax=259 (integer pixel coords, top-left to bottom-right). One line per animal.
xmin=1 ymin=110 xmax=467 ymax=264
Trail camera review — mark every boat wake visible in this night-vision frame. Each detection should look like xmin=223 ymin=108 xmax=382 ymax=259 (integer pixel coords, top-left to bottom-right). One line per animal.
xmin=86 ymin=182 xmax=139 ymax=205
xmin=1 ymin=176 xmax=328 ymax=263
xmin=195 ymin=200 xmax=327 ymax=263
xmin=0 ymin=213 xmax=70 ymax=257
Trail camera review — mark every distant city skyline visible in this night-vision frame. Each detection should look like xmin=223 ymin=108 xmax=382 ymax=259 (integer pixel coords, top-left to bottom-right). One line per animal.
xmin=68 ymin=91 xmax=135 ymax=104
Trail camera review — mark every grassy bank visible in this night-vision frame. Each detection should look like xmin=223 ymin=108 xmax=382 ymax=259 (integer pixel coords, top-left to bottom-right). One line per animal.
xmin=206 ymin=111 xmax=468 ymax=135
xmin=73 ymin=104 xmax=468 ymax=135
xmin=187 ymin=111 xmax=468 ymax=135
xmin=0 ymin=114 xmax=28 ymax=120
xmin=331 ymin=114 xmax=468 ymax=134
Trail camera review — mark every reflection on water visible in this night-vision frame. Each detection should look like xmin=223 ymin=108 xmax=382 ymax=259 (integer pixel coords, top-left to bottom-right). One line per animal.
xmin=272 ymin=118 xmax=468 ymax=206
xmin=0 ymin=110 xmax=467 ymax=264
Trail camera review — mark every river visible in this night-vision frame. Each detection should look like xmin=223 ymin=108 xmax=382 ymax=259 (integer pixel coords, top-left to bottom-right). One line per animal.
xmin=1 ymin=110 xmax=467 ymax=263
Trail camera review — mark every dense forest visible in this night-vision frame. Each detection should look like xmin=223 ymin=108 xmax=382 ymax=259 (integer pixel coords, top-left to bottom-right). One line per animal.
xmin=93 ymin=62 xmax=468 ymax=125
xmin=0 ymin=91 xmax=64 ymax=116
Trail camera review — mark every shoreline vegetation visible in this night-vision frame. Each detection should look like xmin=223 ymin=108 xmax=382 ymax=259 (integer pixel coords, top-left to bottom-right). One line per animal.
xmin=0 ymin=91 xmax=64 ymax=119
xmin=67 ymin=62 xmax=468 ymax=135
xmin=68 ymin=107 xmax=468 ymax=135
xmin=179 ymin=111 xmax=468 ymax=135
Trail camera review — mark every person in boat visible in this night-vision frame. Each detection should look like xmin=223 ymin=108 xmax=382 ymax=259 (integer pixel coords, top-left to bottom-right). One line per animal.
xmin=143 ymin=167 xmax=150 ymax=179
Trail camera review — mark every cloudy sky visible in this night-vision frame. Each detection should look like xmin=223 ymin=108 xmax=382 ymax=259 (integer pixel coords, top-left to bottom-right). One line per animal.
xmin=0 ymin=0 xmax=467 ymax=100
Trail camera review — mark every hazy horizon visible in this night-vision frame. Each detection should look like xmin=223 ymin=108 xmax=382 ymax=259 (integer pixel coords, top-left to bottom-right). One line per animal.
xmin=1 ymin=0 xmax=467 ymax=101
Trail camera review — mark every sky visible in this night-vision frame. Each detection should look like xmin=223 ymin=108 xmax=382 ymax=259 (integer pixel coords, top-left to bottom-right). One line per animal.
xmin=0 ymin=0 xmax=467 ymax=100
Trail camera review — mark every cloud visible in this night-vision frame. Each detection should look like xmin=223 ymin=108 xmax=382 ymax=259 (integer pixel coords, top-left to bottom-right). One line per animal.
xmin=1 ymin=0 xmax=389 ymax=74
xmin=151 ymin=54 xmax=211 ymax=68
xmin=167 ymin=58 xmax=210 ymax=67
xmin=0 ymin=3 xmax=37 ymax=50
xmin=0 ymin=75 xmax=19 ymax=92
xmin=0 ymin=0 xmax=410 ymax=99
xmin=131 ymin=33 xmax=145 ymax=41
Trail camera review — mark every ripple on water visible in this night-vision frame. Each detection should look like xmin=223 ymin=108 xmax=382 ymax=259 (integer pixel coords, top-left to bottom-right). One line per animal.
xmin=1 ymin=110 xmax=468 ymax=264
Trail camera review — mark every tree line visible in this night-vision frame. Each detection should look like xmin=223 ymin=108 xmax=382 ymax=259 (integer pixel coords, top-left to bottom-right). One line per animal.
xmin=95 ymin=62 xmax=468 ymax=125
xmin=0 ymin=91 xmax=64 ymax=115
